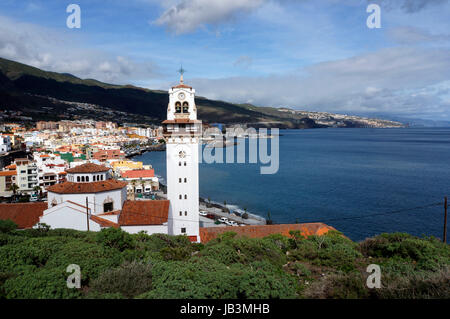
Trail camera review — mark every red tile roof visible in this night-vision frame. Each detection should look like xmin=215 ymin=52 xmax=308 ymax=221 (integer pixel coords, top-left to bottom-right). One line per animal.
xmin=119 ymin=200 xmax=169 ymax=226
xmin=90 ymin=215 xmax=119 ymax=228
xmin=199 ymin=223 xmax=337 ymax=243
xmin=121 ymin=169 xmax=155 ymax=179
xmin=162 ymin=119 xmax=201 ymax=124
xmin=66 ymin=163 xmax=110 ymax=174
xmin=46 ymin=179 xmax=127 ymax=194
xmin=172 ymin=83 xmax=192 ymax=89
xmin=0 ymin=170 xmax=17 ymax=176
xmin=0 ymin=202 xmax=47 ymax=229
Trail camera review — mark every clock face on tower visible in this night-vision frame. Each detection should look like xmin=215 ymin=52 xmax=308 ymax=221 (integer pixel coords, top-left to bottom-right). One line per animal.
xmin=178 ymin=92 xmax=185 ymax=100
xmin=178 ymin=150 xmax=186 ymax=158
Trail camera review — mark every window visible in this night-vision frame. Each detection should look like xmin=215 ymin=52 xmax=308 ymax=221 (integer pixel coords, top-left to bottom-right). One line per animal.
xmin=184 ymin=178 xmax=187 ymax=183
xmin=181 ymin=228 xmax=186 ymax=234
xmin=184 ymin=162 xmax=186 ymax=166
xmin=184 ymin=194 xmax=187 ymax=199
xmin=184 ymin=211 xmax=187 ymax=216
xmin=104 ymin=202 xmax=113 ymax=212
xmin=81 ymin=176 xmax=85 ymax=182
xmin=179 ymin=194 xmax=182 ymax=199
xmin=86 ymin=176 xmax=89 ymax=182
xmin=179 ymin=211 xmax=182 ymax=216
xmin=175 ymin=102 xmax=181 ymax=113
xmin=179 ymin=162 xmax=181 ymax=166
xmin=179 ymin=178 xmax=182 ymax=183
xmin=182 ymin=102 xmax=189 ymax=113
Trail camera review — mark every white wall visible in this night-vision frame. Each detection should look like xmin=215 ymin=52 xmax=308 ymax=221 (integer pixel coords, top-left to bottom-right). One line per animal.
xmin=39 ymin=202 xmax=102 ymax=231
xmin=121 ymin=225 xmax=168 ymax=235
xmin=166 ymin=140 xmax=199 ymax=240
xmin=48 ymin=188 xmax=126 ymax=214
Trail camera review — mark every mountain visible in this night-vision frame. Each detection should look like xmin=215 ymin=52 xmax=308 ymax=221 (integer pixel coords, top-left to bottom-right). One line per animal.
xmin=0 ymin=57 xmax=404 ymax=128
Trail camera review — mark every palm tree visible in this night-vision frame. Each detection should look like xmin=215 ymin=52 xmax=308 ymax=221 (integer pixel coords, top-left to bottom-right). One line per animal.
xmin=8 ymin=183 xmax=19 ymax=201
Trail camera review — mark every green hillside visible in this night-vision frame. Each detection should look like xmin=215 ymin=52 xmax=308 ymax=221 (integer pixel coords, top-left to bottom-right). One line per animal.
xmin=0 ymin=221 xmax=448 ymax=299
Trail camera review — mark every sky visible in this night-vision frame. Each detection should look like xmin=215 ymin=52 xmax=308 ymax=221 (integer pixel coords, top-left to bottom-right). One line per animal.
xmin=0 ymin=0 xmax=449 ymax=120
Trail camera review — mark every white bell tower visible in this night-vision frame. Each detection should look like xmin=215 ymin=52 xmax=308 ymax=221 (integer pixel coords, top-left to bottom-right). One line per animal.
xmin=163 ymin=67 xmax=202 ymax=242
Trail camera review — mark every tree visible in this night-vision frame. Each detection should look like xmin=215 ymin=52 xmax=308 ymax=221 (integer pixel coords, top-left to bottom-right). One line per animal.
xmin=8 ymin=184 xmax=19 ymax=197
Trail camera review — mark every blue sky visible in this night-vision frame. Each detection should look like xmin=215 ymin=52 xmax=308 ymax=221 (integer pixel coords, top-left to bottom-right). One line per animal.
xmin=0 ymin=0 xmax=449 ymax=120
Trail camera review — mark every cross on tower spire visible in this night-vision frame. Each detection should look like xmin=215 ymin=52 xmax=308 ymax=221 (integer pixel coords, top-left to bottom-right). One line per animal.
xmin=178 ymin=65 xmax=186 ymax=83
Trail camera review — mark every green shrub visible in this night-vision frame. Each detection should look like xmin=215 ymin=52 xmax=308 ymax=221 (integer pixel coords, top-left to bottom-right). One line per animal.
xmin=0 ymin=237 xmax=70 ymax=272
xmin=88 ymin=261 xmax=153 ymax=298
xmin=0 ymin=220 xmax=17 ymax=233
xmin=96 ymin=227 xmax=135 ymax=251
xmin=304 ymin=271 xmax=369 ymax=299
xmin=139 ymin=258 xmax=240 ymax=299
xmin=289 ymin=232 xmax=362 ymax=272
xmin=45 ymin=240 xmax=123 ymax=285
xmin=200 ymin=236 xmax=286 ymax=266
xmin=359 ymin=233 xmax=449 ymax=271
xmin=373 ymin=266 xmax=450 ymax=299
xmin=3 ymin=267 xmax=82 ymax=299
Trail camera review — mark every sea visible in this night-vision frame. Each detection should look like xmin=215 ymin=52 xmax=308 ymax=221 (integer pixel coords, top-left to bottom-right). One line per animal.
xmin=133 ymin=128 xmax=450 ymax=241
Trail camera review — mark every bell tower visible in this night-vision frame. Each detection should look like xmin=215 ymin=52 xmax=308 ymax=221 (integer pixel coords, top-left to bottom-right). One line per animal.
xmin=163 ymin=68 xmax=202 ymax=242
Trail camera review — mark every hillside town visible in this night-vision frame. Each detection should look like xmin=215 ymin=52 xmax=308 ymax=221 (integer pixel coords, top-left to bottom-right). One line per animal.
xmin=0 ymin=119 xmax=162 ymax=200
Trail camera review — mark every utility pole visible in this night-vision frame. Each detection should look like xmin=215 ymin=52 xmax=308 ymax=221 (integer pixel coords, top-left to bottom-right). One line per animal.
xmin=86 ymin=197 xmax=90 ymax=231
xmin=444 ymin=196 xmax=447 ymax=243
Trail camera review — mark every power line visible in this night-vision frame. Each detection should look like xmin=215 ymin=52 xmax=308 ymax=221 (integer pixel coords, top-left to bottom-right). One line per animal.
xmin=273 ymin=202 xmax=443 ymax=224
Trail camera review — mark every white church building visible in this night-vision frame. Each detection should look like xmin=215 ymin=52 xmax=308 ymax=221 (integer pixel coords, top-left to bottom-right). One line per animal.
xmin=37 ymin=74 xmax=202 ymax=242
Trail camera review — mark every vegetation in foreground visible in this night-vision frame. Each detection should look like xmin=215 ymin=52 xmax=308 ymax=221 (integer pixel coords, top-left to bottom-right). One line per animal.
xmin=0 ymin=220 xmax=448 ymax=299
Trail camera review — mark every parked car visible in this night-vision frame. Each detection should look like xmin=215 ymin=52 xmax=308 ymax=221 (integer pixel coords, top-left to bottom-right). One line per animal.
xmin=218 ymin=217 xmax=229 ymax=223
xmin=229 ymin=221 xmax=239 ymax=227
xmin=199 ymin=211 xmax=208 ymax=216
xmin=29 ymin=194 xmax=38 ymax=202
xmin=206 ymin=213 xmax=215 ymax=219
xmin=224 ymin=220 xmax=233 ymax=226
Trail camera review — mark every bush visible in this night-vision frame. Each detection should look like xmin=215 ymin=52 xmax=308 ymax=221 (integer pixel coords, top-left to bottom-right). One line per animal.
xmin=289 ymin=232 xmax=362 ymax=272
xmin=304 ymin=271 xmax=369 ymax=299
xmin=96 ymin=227 xmax=135 ymax=251
xmin=45 ymin=240 xmax=123 ymax=285
xmin=0 ymin=237 xmax=70 ymax=272
xmin=200 ymin=236 xmax=286 ymax=267
xmin=359 ymin=233 xmax=449 ymax=271
xmin=2 ymin=267 xmax=82 ymax=299
xmin=88 ymin=261 xmax=153 ymax=298
xmin=0 ymin=220 xmax=17 ymax=233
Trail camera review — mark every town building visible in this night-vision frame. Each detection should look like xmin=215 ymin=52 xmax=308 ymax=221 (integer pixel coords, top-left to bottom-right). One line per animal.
xmin=15 ymin=158 xmax=38 ymax=194
xmin=0 ymin=135 xmax=11 ymax=153
xmin=0 ymin=170 xmax=17 ymax=197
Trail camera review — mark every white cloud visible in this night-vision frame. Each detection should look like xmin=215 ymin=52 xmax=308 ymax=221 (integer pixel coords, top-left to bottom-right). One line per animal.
xmin=189 ymin=47 xmax=450 ymax=119
xmin=154 ymin=0 xmax=265 ymax=34
xmin=388 ymin=26 xmax=450 ymax=44
xmin=0 ymin=15 xmax=159 ymax=84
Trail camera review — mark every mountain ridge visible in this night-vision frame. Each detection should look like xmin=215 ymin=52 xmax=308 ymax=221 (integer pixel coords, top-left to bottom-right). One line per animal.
xmin=0 ymin=57 xmax=404 ymax=128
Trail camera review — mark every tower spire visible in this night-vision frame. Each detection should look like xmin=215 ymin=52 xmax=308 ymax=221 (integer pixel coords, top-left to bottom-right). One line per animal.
xmin=178 ymin=65 xmax=185 ymax=84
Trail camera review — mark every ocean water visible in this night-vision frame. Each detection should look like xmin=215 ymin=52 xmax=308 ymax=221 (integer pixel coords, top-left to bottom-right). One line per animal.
xmin=134 ymin=128 xmax=450 ymax=241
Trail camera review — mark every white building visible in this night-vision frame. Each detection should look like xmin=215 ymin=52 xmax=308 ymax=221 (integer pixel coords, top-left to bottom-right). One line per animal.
xmin=162 ymin=72 xmax=202 ymax=242
xmin=0 ymin=135 xmax=11 ymax=153
xmin=39 ymin=162 xmax=170 ymax=234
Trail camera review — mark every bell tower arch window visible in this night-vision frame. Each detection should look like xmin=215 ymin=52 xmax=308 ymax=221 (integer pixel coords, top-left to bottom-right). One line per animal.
xmin=182 ymin=102 xmax=189 ymax=113
xmin=175 ymin=102 xmax=181 ymax=113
